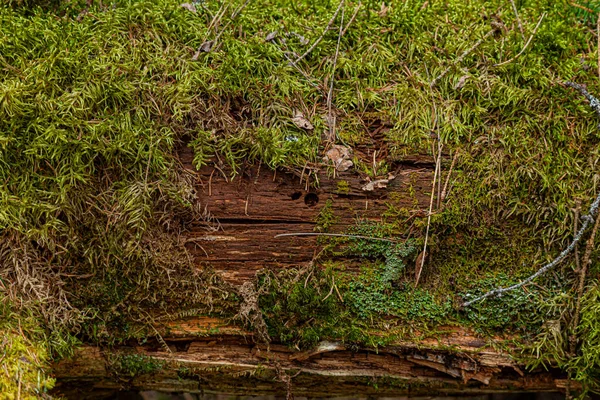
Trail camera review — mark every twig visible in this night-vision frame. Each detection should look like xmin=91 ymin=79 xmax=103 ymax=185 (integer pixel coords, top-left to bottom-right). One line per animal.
xmin=463 ymin=81 xmax=600 ymax=307
xmin=569 ymin=206 xmax=600 ymax=356
xmin=275 ymin=232 xmax=401 ymax=243
xmin=290 ymin=0 xmax=345 ymax=66
xmin=340 ymin=1 xmax=361 ymax=37
xmin=510 ymin=0 xmax=525 ymax=42
xmin=494 ymin=13 xmax=545 ymax=67
xmin=418 ymin=141 xmax=442 ymax=286
xmin=463 ymin=192 xmax=600 ymax=307
xmin=441 ymin=150 xmax=460 ymax=203
xmin=327 ymin=3 xmax=345 ymax=143
xmin=574 ymin=201 xmax=581 ymax=272
xmin=430 ymin=28 xmax=497 ymax=87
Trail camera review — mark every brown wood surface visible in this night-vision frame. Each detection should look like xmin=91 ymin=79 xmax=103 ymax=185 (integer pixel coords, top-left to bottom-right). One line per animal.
xmin=53 ymin=320 xmax=567 ymax=397
xmin=179 ymin=147 xmax=434 ymax=284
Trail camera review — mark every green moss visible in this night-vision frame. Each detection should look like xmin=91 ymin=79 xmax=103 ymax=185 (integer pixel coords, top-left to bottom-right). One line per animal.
xmin=314 ymin=199 xmax=337 ymax=232
xmin=2 ymin=0 xmax=600 ymax=393
xmin=335 ymin=180 xmax=350 ymax=194
xmin=110 ymin=353 xmax=165 ymax=378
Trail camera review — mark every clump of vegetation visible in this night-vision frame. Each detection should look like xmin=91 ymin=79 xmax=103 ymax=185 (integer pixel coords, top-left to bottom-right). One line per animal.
xmin=3 ymin=0 xmax=600 ymax=395
xmin=109 ymin=353 xmax=165 ymax=378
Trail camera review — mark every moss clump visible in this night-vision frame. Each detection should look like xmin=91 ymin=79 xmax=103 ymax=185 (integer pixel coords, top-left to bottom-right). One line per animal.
xmin=110 ymin=353 xmax=165 ymax=379
xmin=0 ymin=300 xmax=56 ymax=399
xmin=3 ymin=0 xmax=600 ymax=393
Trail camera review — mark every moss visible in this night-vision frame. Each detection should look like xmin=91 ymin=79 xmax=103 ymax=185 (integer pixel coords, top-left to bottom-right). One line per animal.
xmin=0 ymin=300 xmax=55 ymax=399
xmin=110 ymin=353 xmax=165 ymax=378
xmin=314 ymin=199 xmax=337 ymax=232
xmin=2 ymin=0 xmax=600 ymax=393
xmin=335 ymin=180 xmax=350 ymax=194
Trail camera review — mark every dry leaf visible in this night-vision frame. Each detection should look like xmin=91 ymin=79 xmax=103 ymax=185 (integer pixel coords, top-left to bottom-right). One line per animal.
xmin=180 ymin=3 xmax=197 ymax=12
xmin=361 ymin=179 xmax=388 ymax=191
xmin=323 ymin=145 xmax=353 ymax=172
xmin=361 ymin=173 xmax=395 ymax=191
xmin=378 ymin=3 xmax=390 ymax=17
xmin=192 ymin=40 xmax=215 ymax=59
xmin=265 ymin=31 xmax=278 ymax=42
xmin=414 ymin=250 xmax=426 ymax=286
xmin=292 ymin=111 xmax=314 ymax=130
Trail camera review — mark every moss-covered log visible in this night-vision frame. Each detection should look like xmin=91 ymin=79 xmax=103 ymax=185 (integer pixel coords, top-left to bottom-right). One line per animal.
xmin=52 ymin=319 xmax=567 ymax=397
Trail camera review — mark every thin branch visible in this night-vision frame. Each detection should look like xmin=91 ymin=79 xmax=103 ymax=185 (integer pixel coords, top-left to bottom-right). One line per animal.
xmin=327 ymin=3 xmax=345 ymax=143
xmin=494 ymin=12 xmax=545 ymax=67
xmin=340 ymin=1 xmax=361 ymax=37
xmin=510 ymin=0 xmax=525 ymax=42
xmin=463 ymin=81 xmax=600 ymax=307
xmin=274 ymin=232 xmax=401 ymax=243
xmin=430 ymin=28 xmax=497 ymax=87
xmin=441 ymin=150 xmax=460 ymax=203
xmin=290 ymin=0 xmax=345 ymax=66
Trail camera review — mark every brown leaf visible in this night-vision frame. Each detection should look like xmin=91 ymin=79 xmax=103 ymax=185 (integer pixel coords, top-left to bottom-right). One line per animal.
xmin=192 ymin=40 xmax=215 ymax=60
xmin=454 ymin=74 xmax=469 ymax=90
xmin=414 ymin=250 xmax=426 ymax=286
xmin=265 ymin=31 xmax=278 ymax=42
xmin=323 ymin=145 xmax=353 ymax=172
xmin=291 ymin=111 xmax=314 ymax=130
xmin=361 ymin=179 xmax=388 ymax=191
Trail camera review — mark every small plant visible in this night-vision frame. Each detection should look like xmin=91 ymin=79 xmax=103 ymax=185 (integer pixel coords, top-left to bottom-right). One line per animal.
xmin=111 ymin=354 xmax=164 ymax=378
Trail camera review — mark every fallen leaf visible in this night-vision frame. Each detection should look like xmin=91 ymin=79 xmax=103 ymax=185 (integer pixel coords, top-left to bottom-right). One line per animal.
xmin=361 ymin=179 xmax=389 ymax=191
xmin=292 ymin=111 xmax=314 ymax=130
xmin=180 ymin=2 xmax=197 ymax=12
xmin=265 ymin=31 xmax=278 ymax=42
xmin=454 ymin=74 xmax=469 ymax=90
xmin=323 ymin=145 xmax=353 ymax=172
xmin=192 ymin=40 xmax=215 ymax=60
xmin=378 ymin=3 xmax=390 ymax=17
xmin=414 ymin=250 xmax=426 ymax=286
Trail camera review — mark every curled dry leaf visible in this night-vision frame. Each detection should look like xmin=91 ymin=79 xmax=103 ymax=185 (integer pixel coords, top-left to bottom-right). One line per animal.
xmin=292 ymin=111 xmax=314 ymax=130
xmin=454 ymin=74 xmax=469 ymax=90
xmin=180 ymin=3 xmax=197 ymax=13
xmin=361 ymin=173 xmax=395 ymax=191
xmin=265 ymin=31 xmax=278 ymax=42
xmin=323 ymin=145 xmax=353 ymax=172
xmin=192 ymin=40 xmax=215 ymax=60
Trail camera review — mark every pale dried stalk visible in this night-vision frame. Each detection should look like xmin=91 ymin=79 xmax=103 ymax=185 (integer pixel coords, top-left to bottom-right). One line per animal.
xmin=510 ymin=0 xmax=525 ymax=42
xmin=494 ymin=12 xmax=545 ymax=67
xmin=430 ymin=28 xmax=496 ymax=87
xmin=291 ymin=0 xmax=345 ymax=66
xmin=327 ymin=3 xmax=345 ymax=143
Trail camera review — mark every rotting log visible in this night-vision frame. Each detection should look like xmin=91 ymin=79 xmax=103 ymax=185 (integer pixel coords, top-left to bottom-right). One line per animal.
xmin=179 ymin=148 xmax=434 ymax=284
xmin=53 ymin=318 xmax=567 ymax=397
xmin=52 ymin=156 xmax=568 ymax=397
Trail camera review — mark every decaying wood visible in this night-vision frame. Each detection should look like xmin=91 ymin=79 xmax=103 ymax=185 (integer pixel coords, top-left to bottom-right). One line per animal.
xmin=179 ymin=147 xmax=433 ymax=284
xmin=52 ymin=153 xmax=570 ymax=396
xmin=53 ymin=320 xmax=567 ymax=397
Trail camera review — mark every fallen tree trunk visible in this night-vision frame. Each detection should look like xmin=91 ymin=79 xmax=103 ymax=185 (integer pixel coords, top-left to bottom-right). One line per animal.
xmin=52 ymin=157 xmax=568 ymax=397
xmin=53 ymin=318 xmax=567 ymax=397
